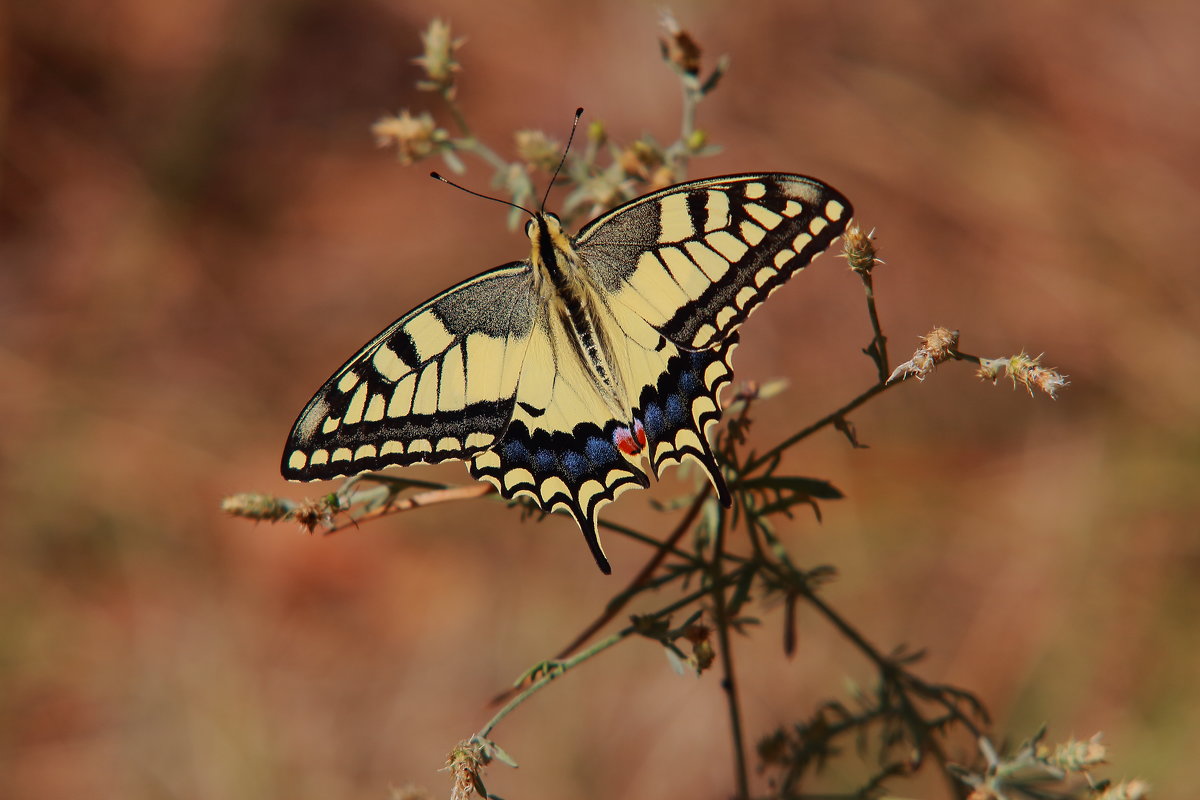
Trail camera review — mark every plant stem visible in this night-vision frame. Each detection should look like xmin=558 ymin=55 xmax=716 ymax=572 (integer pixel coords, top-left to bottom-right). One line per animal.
xmin=710 ymin=510 xmax=750 ymax=799
xmin=860 ymin=271 xmax=889 ymax=382
xmin=478 ymin=632 xmax=622 ymax=738
xmin=485 ymin=572 xmax=749 ymax=726
xmin=797 ymin=581 xmax=974 ymax=800
xmin=743 ymin=381 xmax=893 ymax=475
xmin=554 ymin=485 xmax=713 ymax=660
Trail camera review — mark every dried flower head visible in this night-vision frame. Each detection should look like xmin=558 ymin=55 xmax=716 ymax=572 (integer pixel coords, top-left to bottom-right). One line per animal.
xmin=659 ymin=12 xmax=702 ymax=76
xmin=292 ymin=495 xmax=336 ymax=533
xmin=443 ymin=740 xmax=487 ymax=800
xmin=888 ymin=327 xmax=960 ymax=383
xmin=618 ymin=138 xmax=665 ymax=180
xmin=220 ymin=493 xmax=290 ymax=522
xmin=514 ymin=129 xmax=562 ymax=173
xmin=371 ymin=110 xmax=446 ymax=165
xmin=841 ymin=223 xmax=883 ymax=274
xmin=414 ymin=18 xmax=465 ymax=96
xmin=1044 ymin=732 xmax=1107 ymax=772
xmin=1006 ymin=351 xmax=1070 ymax=399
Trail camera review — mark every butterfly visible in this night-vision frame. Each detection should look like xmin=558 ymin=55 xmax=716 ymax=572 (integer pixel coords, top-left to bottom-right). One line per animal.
xmin=283 ymin=173 xmax=852 ymax=573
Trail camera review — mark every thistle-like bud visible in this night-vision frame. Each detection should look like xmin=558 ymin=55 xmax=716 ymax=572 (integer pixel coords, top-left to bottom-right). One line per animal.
xmin=514 ymin=129 xmax=562 ymax=173
xmin=371 ymin=110 xmax=447 ymax=165
xmin=842 ymin=223 xmax=883 ymax=275
xmin=443 ymin=740 xmax=487 ymax=800
xmin=1005 ymin=352 xmax=1070 ymax=399
xmin=220 ymin=493 xmax=290 ymax=521
xmin=888 ymin=327 xmax=959 ymax=383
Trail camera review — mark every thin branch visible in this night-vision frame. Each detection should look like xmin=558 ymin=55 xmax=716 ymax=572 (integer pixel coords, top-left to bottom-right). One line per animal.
xmin=324 ymin=482 xmax=495 ymax=535
xmin=482 ymin=570 xmax=752 ymax=738
xmin=743 ymin=381 xmax=893 ymax=476
xmin=710 ymin=502 xmax=750 ymax=799
xmin=859 ymin=270 xmax=889 ymax=382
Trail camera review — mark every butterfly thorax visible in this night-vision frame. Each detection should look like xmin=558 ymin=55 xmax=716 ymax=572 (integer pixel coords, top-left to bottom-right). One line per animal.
xmin=527 ymin=213 xmax=631 ymax=419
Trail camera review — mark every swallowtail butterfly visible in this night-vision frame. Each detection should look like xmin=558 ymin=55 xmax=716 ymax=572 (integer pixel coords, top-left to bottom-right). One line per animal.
xmin=283 ymin=173 xmax=852 ymax=573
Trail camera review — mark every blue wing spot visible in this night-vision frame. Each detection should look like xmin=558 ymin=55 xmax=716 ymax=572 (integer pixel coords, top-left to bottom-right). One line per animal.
xmin=665 ymin=394 xmax=687 ymax=424
xmin=502 ymin=438 xmax=531 ymax=462
xmin=642 ymin=403 xmax=665 ymax=438
xmin=586 ymin=436 xmax=619 ymax=466
xmin=562 ymin=450 xmax=588 ymax=481
xmin=534 ymin=449 xmax=557 ymax=473
xmin=678 ymin=368 xmax=702 ymax=396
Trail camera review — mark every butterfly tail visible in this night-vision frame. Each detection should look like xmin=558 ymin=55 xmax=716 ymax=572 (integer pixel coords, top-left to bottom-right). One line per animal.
xmin=578 ymin=516 xmax=613 ymax=575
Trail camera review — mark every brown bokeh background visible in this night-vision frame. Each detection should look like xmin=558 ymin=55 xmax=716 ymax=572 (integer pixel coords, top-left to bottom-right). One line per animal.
xmin=3 ymin=1 xmax=1197 ymax=798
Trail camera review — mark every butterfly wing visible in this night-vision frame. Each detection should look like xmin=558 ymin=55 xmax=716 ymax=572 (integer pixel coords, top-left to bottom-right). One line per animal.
xmin=468 ymin=302 xmax=737 ymax=574
xmin=282 ymin=263 xmax=536 ymax=481
xmin=575 ymin=173 xmax=852 ymax=350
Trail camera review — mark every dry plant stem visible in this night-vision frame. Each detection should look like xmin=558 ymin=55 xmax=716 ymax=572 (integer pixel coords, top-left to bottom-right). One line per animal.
xmin=477 ymin=571 xmax=749 ymax=740
xmin=710 ymin=510 xmax=751 ymax=799
xmin=798 ymin=583 xmax=977 ymax=800
xmin=949 ymin=349 xmax=982 ymax=366
xmin=672 ymin=82 xmax=699 ymax=179
xmin=477 ymin=632 xmax=623 ymax=740
xmin=859 ymin=271 xmax=889 ymax=382
xmin=323 ymin=482 xmax=495 ymax=535
xmin=554 ymin=484 xmax=714 ymax=660
xmin=743 ymin=380 xmax=892 ymax=475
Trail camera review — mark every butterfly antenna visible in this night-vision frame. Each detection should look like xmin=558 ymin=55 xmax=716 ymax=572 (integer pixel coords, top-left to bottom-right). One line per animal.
xmin=540 ymin=107 xmax=584 ymax=212
xmin=430 ymin=172 xmax=535 ymax=218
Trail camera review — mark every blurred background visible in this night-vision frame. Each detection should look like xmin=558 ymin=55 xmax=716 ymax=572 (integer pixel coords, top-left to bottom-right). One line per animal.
xmin=2 ymin=0 xmax=1197 ymax=798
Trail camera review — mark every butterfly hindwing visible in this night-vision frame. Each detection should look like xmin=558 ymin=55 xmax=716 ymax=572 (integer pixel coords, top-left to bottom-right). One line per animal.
xmin=282 ymin=263 xmax=536 ymax=480
xmin=469 ymin=325 xmax=738 ymax=573
xmin=576 ymin=173 xmax=851 ymax=349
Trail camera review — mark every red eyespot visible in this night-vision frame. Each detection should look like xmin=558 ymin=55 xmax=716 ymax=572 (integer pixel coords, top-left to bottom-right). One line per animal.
xmin=613 ymin=422 xmax=646 ymax=456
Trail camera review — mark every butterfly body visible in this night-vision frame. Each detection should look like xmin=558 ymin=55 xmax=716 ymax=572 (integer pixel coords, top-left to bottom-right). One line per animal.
xmin=283 ymin=174 xmax=852 ymax=573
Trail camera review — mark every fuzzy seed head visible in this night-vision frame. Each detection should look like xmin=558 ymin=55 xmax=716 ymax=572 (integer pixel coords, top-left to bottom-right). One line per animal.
xmin=888 ymin=327 xmax=959 ymax=383
xmin=414 ymin=19 xmax=464 ymax=96
xmin=372 ymin=110 xmax=446 ymax=165
xmin=514 ymin=129 xmax=562 ymax=173
xmin=220 ymin=493 xmax=290 ymax=522
xmin=444 ymin=741 xmax=486 ymax=800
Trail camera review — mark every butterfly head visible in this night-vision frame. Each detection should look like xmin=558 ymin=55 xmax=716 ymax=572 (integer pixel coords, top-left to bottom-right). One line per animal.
xmin=525 ymin=211 xmax=577 ymax=280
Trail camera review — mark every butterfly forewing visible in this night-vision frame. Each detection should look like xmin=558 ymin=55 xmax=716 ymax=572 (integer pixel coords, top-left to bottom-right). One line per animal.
xmin=282 ymin=263 xmax=535 ymax=480
xmin=576 ymin=174 xmax=851 ymax=349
